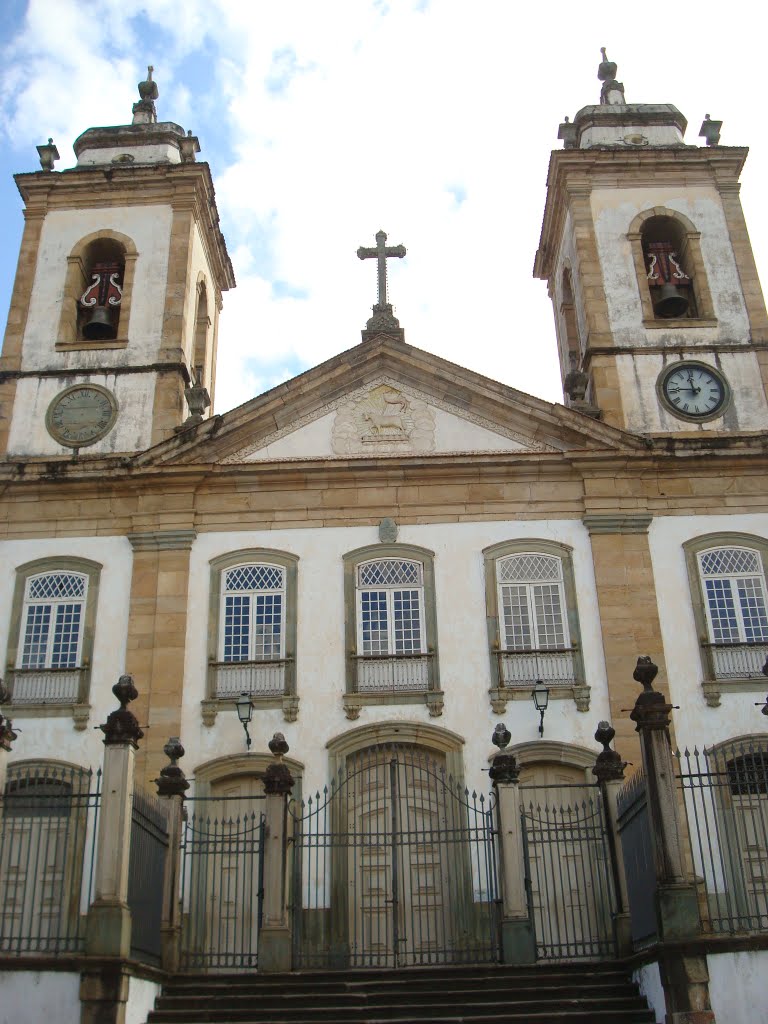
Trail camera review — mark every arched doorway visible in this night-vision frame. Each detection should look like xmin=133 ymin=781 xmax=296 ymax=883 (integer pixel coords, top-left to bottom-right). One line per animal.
xmin=291 ymin=724 xmax=499 ymax=969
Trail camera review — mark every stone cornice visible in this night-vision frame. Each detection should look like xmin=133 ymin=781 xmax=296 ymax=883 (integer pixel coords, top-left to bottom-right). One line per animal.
xmin=127 ymin=530 xmax=197 ymax=551
xmin=534 ymin=145 xmax=749 ymax=281
xmin=582 ymin=513 xmax=653 ymax=535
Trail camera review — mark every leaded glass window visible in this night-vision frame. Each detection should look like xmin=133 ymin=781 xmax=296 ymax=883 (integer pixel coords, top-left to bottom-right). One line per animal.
xmin=356 ymin=559 xmax=425 ymax=656
xmin=496 ymin=553 xmax=568 ymax=651
xmin=698 ymin=547 xmax=768 ymax=645
xmin=220 ymin=563 xmax=285 ymax=662
xmin=18 ymin=572 xmax=87 ymax=670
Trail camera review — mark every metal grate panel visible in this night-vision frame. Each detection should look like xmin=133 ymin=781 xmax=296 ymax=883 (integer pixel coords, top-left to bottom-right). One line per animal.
xmin=700 ymin=548 xmax=762 ymax=576
xmin=358 ymin=559 xmax=422 ymax=587
xmin=225 ymin=565 xmax=284 ymax=592
xmin=497 ymin=554 xmax=562 ymax=583
xmin=28 ymin=573 xmax=86 ymax=600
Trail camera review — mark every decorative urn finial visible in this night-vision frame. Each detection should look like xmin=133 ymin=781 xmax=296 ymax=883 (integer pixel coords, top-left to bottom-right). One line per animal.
xmin=592 ymin=720 xmax=626 ymax=782
xmin=99 ymin=674 xmax=144 ymax=746
xmin=133 ymin=65 xmax=159 ymax=124
xmin=156 ymin=736 xmax=190 ymax=797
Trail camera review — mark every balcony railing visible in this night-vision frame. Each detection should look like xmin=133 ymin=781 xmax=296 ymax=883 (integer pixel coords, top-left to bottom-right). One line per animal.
xmin=702 ymin=641 xmax=768 ymax=681
xmin=352 ymin=653 xmax=432 ymax=693
xmin=7 ymin=667 xmax=86 ymax=704
xmin=211 ymin=659 xmax=290 ymax=699
xmin=497 ymin=647 xmax=577 ymax=688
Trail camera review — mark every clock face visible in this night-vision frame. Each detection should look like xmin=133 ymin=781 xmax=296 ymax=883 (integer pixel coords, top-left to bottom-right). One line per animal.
xmin=46 ymin=385 xmax=118 ymax=447
xmin=658 ymin=363 xmax=729 ymax=421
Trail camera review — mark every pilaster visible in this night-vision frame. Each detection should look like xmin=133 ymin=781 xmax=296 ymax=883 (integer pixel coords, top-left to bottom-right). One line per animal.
xmin=125 ymin=530 xmax=196 ymax=783
xmin=583 ymin=513 xmax=664 ymax=765
xmin=258 ymin=733 xmax=295 ymax=972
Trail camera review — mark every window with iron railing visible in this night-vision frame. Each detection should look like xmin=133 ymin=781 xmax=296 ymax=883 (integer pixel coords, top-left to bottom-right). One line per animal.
xmin=205 ymin=551 xmax=299 ymax=724
xmin=5 ymin=559 xmax=100 ymax=718
xmin=698 ymin=546 xmax=768 ymax=681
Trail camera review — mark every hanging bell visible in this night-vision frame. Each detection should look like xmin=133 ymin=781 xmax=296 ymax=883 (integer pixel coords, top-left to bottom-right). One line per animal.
xmin=82 ymin=305 xmax=116 ymax=340
xmin=654 ymin=282 xmax=690 ymax=319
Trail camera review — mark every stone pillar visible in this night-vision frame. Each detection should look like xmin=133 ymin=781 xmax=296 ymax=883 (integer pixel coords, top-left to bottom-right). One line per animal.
xmin=489 ymin=725 xmax=535 ymax=964
xmin=81 ymin=678 xmax=144 ymax=1024
xmin=258 ymin=733 xmax=295 ymax=973
xmin=583 ymin=513 xmax=667 ymax=767
xmin=0 ymin=683 xmax=19 ymax=795
xmin=630 ymin=657 xmax=716 ymax=1024
xmin=155 ymin=737 xmax=189 ymax=973
xmin=591 ymin=721 xmax=632 ymax=957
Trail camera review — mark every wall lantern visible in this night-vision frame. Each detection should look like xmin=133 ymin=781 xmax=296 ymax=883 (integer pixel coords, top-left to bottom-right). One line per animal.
xmin=531 ymin=681 xmax=550 ymax=737
xmin=236 ymin=691 xmax=254 ymax=750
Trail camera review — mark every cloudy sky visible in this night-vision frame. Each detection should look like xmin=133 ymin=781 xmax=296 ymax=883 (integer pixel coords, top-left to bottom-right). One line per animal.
xmin=0 ymin=0 xmax=765 ymax=415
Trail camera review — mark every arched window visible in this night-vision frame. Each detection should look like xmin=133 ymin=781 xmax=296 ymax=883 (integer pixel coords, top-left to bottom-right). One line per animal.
xmin=627 ymin=209 xmax=715 ymax=327
xmin=57 ymin=231 xmax=137 ymax=348
xmin=483 ymin=540 xmax=588 ymax=714
xmin=343 ymin=544 xmax=441 ymax=718
xmin=5 ymin=558 xmax=101 ymax=723
xmin=205 ymin=549 xmax=298 ymax=724
xmin=684 ymin=534 xmax=768 ymax=706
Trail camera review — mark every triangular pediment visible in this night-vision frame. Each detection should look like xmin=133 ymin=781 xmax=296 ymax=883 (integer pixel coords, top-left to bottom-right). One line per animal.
xmin=138 ymin=338 xmax=645 ymax=467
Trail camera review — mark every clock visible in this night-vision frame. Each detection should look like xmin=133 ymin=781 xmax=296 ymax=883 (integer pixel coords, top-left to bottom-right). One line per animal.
xmin=46 ymin=384 xmax=118 ymax=447
xmin=657 ymin=362 xmax=729 ymax=421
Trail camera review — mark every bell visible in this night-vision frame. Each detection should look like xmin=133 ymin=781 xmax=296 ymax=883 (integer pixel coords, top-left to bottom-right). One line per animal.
xmin=654 ymin=282 xmax=690 ymax=319
xmin=82 ymin=306 xmax=116 ymax=340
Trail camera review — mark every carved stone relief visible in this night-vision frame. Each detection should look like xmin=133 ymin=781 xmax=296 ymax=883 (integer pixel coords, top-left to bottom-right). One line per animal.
xmin=332 ymin=384 xmax=435 ymax=456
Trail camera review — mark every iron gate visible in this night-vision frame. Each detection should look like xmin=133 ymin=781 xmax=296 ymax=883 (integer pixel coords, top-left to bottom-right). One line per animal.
xmin=521 ymin=782 xmax=617 ymax=960
xmin=290 ymin=745 xmax=500 ymax=969
xmin=127 ymin=787 xmax=169 ymax=964
xmin=179 ymin=796 xmax=265 ymax=970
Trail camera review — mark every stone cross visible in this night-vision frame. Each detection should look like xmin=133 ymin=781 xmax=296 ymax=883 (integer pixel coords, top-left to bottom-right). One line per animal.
xmin=357 ymin=230 xmax=406 ymax=309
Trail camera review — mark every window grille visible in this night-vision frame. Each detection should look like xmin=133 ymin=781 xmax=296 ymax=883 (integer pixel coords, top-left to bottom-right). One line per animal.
xmin=496 ymin=554 xmax=568 ymax=651
xmin=19 ymin=572 xmax=87 ymax=670
xmin=221 ymin=564 xmax=285 ymax=662
xmin=698 ymin=547 xmax=768 ymax=646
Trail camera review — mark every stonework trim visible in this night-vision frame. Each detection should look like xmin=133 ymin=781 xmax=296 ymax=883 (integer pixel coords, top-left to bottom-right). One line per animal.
xmin=206 ymin=548 xmax=299 ymax=708
xmin=504 ymin=738 xmax=598 ymax=776
xmin=683 ymin=531 xmax=768 ymax=702
xmin=326 ymin=719 xmax=465 ymax=782
xmin=626 ymin=207 xmax=715 ymax=326
xmin=583 ymin=514 xmax=653 ymax=535
xmin=5 ymin=556 xmax=102 ymax=725
xmin=191 ymin=751 xmax=304 ymax=796
xmin=127 ymin=530 xmax=197 ymax=551
xmin=56 ymin=229 xmax=139 ymax=348
xmin=482 ymin=538 xmax=586 ymax=704
xmin=342 ymin=543 xmax=440 ymax=704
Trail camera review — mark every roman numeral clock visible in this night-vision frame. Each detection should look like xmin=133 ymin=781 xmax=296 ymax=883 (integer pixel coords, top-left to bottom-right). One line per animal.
xmin=657 ymin=362 xmax=730 ymax=422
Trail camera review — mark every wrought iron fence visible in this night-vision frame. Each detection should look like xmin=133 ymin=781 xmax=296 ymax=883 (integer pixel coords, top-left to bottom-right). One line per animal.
xmin=520 ymin=782 xmax=616 ymax=960
xmin=497 ymin=648 xmax=577 ymax=688
xmin=179 ymin=796 xmax=266 ymax=970
xmin=352 ymin=653 xmax=432 ymax=693
xmin=127 ymin=787 xmax=169 ymax=965
xmin=0 ymin=762 xmax=101 ymax=955
xmin=701 ymin=642 xmax=768 ymax=681
xmin=616 ymin=768 xmax=657 ymax=946
xmin=290 ymin=745 xmax=499 ymax=969
xmin=677 ymin=740 xmax=768 ymax=935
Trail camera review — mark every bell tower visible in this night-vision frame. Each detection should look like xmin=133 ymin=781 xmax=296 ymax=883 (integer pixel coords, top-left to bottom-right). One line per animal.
xmin=0 ymin=68 xmax=235 ymax=458
xmin=534 ymin=51 xmax=768 ymax=435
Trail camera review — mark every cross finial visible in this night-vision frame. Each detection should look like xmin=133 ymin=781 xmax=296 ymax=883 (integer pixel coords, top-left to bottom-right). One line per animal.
xmin=356 ymin=229 xmax=406 ymax=335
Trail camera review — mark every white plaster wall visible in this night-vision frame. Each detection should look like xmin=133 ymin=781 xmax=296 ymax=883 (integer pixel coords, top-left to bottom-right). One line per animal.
xmin=632 ymin=961 xmax=665 ymax=1023
xmin=708 ymin=950 xmax=768 ymax=1024
xmin=125 ymin=976 xmax=162 ymax=1024
xmin=180 ymin=222 xmax=216 ymax=368
xmin=181 ymin=520 xmax=610 ymax=798
xmin=244 ymin=406 xmax=531 ymax=462
xmin=0 ymin=971 xmax=80 ymax=1024
xmin=77 ymin=143 xmax=181 ymax=166
xmin=580 ymin=125 xmax=685 ymax=147
xmin=0 ymin=536 xmax=133 ymax=770
xmin=648 ymin=513 xmax=768 ymax=750
xmin=616 ymin=349 xmax=768 ymax=434
xmin=6 ymin=371 xmax=157 ymax=455
xmin=22 ymin=205 xmax=173 ymax=369
xmin=592 ymin=185 xmax=750 ymax=346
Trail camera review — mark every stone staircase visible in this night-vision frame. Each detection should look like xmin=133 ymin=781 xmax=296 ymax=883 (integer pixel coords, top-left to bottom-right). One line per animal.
xmin=147 ymin=962 xmax=657 ymax=1023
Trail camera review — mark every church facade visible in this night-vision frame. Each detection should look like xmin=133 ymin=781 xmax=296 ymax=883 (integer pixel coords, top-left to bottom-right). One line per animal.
xmin=0 ymin=56 xmax=767 ymax=1023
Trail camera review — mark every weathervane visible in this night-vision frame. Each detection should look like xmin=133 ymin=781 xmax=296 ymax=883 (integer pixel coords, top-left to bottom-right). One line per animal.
xmin=357 ymin=229 xmax=406 ymax=334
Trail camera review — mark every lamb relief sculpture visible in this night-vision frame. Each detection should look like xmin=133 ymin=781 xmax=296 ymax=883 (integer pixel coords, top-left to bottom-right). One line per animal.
xmin=332 ymin=383 xmax=435 ymax=455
